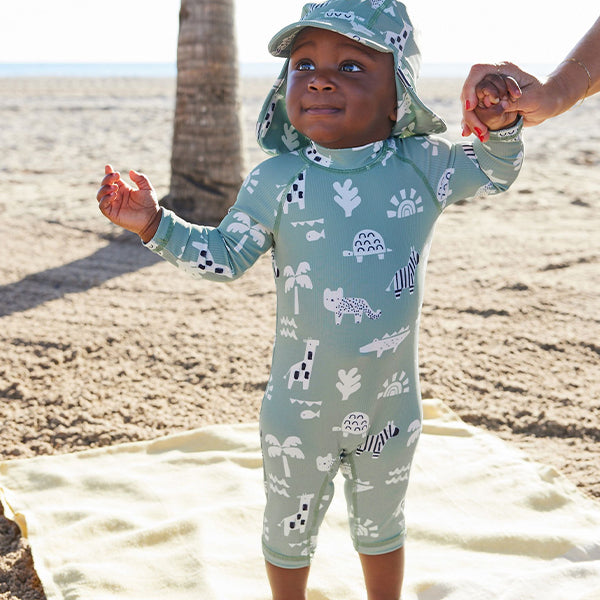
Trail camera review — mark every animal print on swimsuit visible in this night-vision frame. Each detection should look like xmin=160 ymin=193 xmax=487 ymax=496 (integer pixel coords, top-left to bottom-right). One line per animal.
xmin=145 ymin=122 xmax=524 ymax=568
xmin=323 ymin=288 xmax=382 ymax=325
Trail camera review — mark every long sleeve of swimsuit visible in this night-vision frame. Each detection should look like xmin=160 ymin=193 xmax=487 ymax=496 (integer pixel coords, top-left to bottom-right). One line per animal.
xmin=144 ymin=119 xmax=523 ymax=280
xmin=145 ymin=205 xmax=274 ymax=282
xmin=395 ymin=118 xmax=524 ymax=211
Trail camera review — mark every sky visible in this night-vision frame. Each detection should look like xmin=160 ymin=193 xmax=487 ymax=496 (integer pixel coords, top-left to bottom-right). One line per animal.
xmin=0 ymin=1 xmax=597 ymax=70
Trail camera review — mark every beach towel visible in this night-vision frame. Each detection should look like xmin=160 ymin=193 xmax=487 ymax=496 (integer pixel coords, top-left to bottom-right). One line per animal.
xmin=1 ymin=399 xmax=599 ymax=600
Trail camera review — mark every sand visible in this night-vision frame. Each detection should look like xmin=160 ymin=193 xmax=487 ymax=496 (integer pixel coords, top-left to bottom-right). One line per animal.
xmin=0 ymin=75 xmax=598 ymax=599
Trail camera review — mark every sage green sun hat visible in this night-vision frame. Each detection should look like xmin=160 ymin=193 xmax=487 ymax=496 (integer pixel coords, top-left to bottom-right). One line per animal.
xmin=257 ymin=0 xmax=447 ymax=155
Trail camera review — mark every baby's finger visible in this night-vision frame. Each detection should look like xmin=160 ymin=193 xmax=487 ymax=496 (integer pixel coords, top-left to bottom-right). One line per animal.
xmin=129 ymin=170 xmax=153 ymax=192
xmin=476 ymin=74 xmax=509 ymax=105
xmin=100 ymin=170 xmax=121 ymax=187
xmin=96 ymin=183 xmax=117 ymax=203
xmin=98 ymin=195 xmax=117 ymax=218
xmin=477 ymin=86 xmax=503 ymax=108
xmin=115 ymin=176 xmax=127 ymax=190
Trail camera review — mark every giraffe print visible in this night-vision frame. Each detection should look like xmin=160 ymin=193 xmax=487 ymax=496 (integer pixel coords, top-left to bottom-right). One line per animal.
xmin=280 ymin=494 xmax=315 ymax=537
xmin=285 ymin=339 xmax=320 ymax=390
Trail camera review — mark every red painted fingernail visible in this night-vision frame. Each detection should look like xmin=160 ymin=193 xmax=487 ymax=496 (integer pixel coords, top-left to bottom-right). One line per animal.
xmin=474 ymin=127 xmax=483 ymax=136
xmin=465 ymin=100 xmax=471 ymax=110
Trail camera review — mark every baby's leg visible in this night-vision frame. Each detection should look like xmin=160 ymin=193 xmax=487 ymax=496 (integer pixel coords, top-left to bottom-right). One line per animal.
xmin=359 ymin=547 xmax=404 ymax=600
xmin=265 ymin=562 xmax=310 ymax=600
xmin=259 ymin=421 xmax=338 ymax=595
xmin=343 ymin=413 xmax=421 ymax=600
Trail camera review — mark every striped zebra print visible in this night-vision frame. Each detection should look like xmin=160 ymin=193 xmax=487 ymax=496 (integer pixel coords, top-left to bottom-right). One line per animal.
xmin=356 ymin=422 xmax=400 ymax=458
xmin=387 ymin=247 xmax=420 ymax=299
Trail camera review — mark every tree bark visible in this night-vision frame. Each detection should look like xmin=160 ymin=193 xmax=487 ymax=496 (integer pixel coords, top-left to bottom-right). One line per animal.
xmin=163 ymin=0 xmax=243 ymax=225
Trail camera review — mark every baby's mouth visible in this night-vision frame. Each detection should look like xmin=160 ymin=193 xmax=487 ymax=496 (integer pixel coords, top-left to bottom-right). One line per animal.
xmin=304 ymin=105 xmax=341 ymax=115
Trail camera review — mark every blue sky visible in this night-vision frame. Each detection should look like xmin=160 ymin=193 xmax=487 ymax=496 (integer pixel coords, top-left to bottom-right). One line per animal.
xmin=0 ymin=1 xmax=597 ymax=68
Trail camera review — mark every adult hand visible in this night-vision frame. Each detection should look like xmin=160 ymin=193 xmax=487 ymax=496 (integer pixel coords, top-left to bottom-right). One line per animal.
xmin=472 ymin=73 xmax=522 ymax=133
xmin=461 ymin=62 xmax=544 ymax=141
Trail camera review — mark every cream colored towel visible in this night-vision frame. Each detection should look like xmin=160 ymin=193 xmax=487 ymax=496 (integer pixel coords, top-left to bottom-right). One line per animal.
xmin=1 ymin=399 xmax=599 ymax=600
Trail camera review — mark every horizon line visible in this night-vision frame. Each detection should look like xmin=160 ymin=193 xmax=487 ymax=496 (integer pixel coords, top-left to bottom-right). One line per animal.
xmin=0 ymin=61 xmax=556 ymax=79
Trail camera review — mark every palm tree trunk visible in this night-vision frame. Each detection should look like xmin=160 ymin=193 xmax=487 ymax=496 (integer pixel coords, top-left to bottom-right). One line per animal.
xmin=163 ymin=0 xmax=243 ymax=226
xmin=294 ymin=286 xmax=299 ymax=315
xmin=233 ymin=234 xmax=249 ymax=252
xmin=282 ymin=455 xmax=291 ymax=479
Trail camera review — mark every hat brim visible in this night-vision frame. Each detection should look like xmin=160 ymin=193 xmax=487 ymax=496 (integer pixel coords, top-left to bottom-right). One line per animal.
xmin=269 ymin=19 xmax=390 ymax=58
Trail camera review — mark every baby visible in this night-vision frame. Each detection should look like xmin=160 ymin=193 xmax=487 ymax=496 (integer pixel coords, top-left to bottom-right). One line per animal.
xmin=97 ymin=2 xmax=523 ymax=599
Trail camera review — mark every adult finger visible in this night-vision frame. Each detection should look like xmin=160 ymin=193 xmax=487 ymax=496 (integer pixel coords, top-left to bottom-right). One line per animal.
xmin=504 ymin=76 xmax=522 ymax=100
xmin=462 ymin=109 xmax=489 ymax=142
xmin=461 ymin=63 xmax=499 ymax=111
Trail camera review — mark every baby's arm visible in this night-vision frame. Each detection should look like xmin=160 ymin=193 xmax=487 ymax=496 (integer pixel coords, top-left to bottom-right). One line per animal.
xmin=146 ymin=206 xmax=273 ymax=282
xmin=97 ymin=159 xmax=284 ymax=283
xmin=472 ymin=74 xmax=521 ymax=137
xmin=96 ymin=165 xmax=162 ymax=243
xmin=404 ymin=115 xmax=523 ymax=211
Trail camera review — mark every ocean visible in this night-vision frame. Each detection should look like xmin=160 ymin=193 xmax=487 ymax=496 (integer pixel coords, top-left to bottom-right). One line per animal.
xmin=0 ymin=62 xmax=554 ymax=79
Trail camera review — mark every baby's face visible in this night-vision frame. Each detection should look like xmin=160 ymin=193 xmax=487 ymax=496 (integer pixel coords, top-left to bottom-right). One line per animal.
xmin=286 ymin=27 xmax=397 ymax=149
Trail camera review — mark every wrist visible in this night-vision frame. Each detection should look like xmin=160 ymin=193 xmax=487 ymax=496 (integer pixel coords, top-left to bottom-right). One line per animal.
xmin=138 ymin=208 xmax=162 ymax=244
xmin=486 ymin=116 xmax=523 ymax=139
xmin=545 ymin=60 xmax=589 ymax=117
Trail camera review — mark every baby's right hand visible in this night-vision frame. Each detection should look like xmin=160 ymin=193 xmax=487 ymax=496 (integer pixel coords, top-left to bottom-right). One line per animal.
xmin=96 ymin=164 xmax=162 ymax=242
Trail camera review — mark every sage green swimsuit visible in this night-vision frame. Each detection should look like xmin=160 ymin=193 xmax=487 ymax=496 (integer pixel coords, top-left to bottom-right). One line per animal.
xmin=146 ymin=126 xmax=523 ymax=568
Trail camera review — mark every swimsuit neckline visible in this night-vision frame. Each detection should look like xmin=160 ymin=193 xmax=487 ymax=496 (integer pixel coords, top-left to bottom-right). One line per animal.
xmin=303 ymin=139 xmax=390 ymax=170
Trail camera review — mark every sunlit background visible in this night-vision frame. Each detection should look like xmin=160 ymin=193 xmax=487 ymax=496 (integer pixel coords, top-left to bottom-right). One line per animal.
xmin=0 ymin=1 xmax=597 ymax=78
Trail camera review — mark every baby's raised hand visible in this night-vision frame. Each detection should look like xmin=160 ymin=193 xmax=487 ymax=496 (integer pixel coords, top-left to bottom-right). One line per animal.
xmin=472 ymin=74 xmax=521 ymax=134
xmin=96 ymin=165 xmax=162 ymax=242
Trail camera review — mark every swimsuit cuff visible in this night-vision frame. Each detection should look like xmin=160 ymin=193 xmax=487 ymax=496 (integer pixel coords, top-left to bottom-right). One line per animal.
xmin=487 ymin=116 xmax=524 ymax=141
xmin=143 ymin=209 xmax=176 ymax=252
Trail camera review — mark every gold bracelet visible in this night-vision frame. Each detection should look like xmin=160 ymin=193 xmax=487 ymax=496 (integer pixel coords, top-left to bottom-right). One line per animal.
xmin=564 ymin=57 xmax=592 ymax=105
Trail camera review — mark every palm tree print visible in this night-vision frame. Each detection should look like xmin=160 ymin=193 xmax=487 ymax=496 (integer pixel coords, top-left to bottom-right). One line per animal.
xmin=265 ymin=434 xmax=305 ymax=479
xmin=283 ymin=262 xmax=313 ymax=315
xmin=227 ymin=212 xmax=268 ymax=252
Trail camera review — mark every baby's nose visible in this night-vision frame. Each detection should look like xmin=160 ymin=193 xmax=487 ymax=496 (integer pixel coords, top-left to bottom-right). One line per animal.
xmin=308 ymin=72 xmax=336 ymax=92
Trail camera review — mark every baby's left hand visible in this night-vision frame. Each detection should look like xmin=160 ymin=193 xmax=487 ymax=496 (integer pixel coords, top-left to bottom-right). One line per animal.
xmin=473 ymin=73 xmax=521 ymax=135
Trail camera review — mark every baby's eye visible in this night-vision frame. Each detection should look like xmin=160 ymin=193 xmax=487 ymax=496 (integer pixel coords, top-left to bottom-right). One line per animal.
xmin=340 ymin=62 xmax=362 ymax=73
xmin=295 ymin=60 xmax=315 ymax=71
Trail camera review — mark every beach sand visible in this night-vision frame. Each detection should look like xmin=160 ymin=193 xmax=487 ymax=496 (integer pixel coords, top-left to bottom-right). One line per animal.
xmin=0 ymin=76 xmax=598 ymax=598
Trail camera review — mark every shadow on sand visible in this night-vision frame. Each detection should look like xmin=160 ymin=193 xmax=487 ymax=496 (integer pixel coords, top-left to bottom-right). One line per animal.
xmin=0 ymin=231 xmax=161 ymax=318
